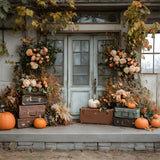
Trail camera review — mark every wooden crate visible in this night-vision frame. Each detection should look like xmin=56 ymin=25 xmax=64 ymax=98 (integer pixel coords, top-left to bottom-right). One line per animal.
xmin=113 ymin=117 xmax=136 ymax=127
xmin=19 ymin=105 xmax=45 ymax=119
xmin=21 ymin=94 xmax=47 ymax=106
xmin=80 ymin=107 xmax=113 ymax=125
xmin=114 ymin=107 xmax=140 ymax=119
xmin=17 ymin=118 xmax=35 ymax=129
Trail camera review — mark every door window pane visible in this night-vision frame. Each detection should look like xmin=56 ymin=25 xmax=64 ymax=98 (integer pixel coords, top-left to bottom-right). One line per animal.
xmin=73 ymin=41 xmax=80 ymax=52
xmin=55 ymin=41 xmax=64 ymax=52
xmin=73 ymin=53 xmax=81 ymax=65
xmin=73 ymin=76 xmax=89 ymax=85
xmin=81 ymin=53 xmax=89 ymax=65
xmin=141 ymin=54 xmax=153 ymax=73
xmin=155 ymin=34 xmax=160 ymax=53
xmin=51 ymin=40 xmax=64 ymax=84
xmin=97 ymin=39 xmax=118 ymax=86
xmin=82 ymin=41 xmax=89 ymax=52
xmin=72 ymin=40 xmax=89 ymax=85
xmin=154 ymin=54 xmax=160 ymax=73
xmin=73 ymin=66 xmax=89 ymax=75
xmin=55 ymin=53 xmax=63 ymax=65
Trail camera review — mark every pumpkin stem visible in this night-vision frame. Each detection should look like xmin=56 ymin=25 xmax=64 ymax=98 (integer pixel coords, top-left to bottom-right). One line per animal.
xmin=2 ymin=109 xmax=5 ymax=113
xmin=39 ymin=115 xmax=41 ymax=118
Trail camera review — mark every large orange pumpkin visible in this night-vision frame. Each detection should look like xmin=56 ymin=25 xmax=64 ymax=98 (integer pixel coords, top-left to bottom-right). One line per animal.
xmin=150 ymin=118 xmax=160 ymax=128
xmin=128 ymin=103 xmax=136 ymax=109
xmin=135 ymin=116 xmax=149 ymax=129
xmin=0 ymin=111 xmax=16 ymax=130
xmin=34 ymin=117 xmax=47 ymax=129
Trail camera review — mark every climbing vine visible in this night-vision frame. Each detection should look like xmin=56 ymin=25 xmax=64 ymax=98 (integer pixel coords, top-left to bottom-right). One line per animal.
xmin=123 ymin=0 xmax=159 ymax=51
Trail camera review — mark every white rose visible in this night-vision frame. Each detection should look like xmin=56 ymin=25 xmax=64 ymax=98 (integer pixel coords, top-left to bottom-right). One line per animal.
xmin=122 ymin=52 xmax=127 ymax=58
xmin=31 ymin=62 xmax=38 ymax=70
xmin=124 ymin=67 xmax=129 ymax=74
xmin=135 ymin=66 xmax=140 ymax=72
xmin=26 ymin=49 xmax=33 ymax=56
xmin=30 ymin=79 xmax=37 ymax=87
xmin=110 ymin=50 xmax=117 ymax=56
xmin=23 ymin=79 xmax=30 ymax=87
xmin=113 ymin=55 xmax=120 ymax=62
xmin=129 ymin=65 xmax=136 ymax=73
xmin=120 ymin=58 xmax=126 ymax=64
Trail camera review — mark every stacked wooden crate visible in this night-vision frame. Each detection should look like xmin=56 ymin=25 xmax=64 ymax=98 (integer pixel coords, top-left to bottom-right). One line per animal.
xmin=17 ymin=94 xmax=46 ymax=128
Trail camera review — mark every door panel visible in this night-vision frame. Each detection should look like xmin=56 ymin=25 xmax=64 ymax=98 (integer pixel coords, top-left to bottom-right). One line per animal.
xmin=68 ymin=36 xmax=93 ymax=118
xmin=93 ymin=36 xmax=116 ymax=99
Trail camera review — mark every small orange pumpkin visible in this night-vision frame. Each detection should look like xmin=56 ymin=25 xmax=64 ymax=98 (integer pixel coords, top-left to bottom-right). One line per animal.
xmin=135 ymin=116 xmax=149 ymax=129
xmin=151 ymin=106 xmax=158 ymax=113
xmin=128 ymin=103 xmax=136 ymax=109
xmin=34 ymin=116 xmax=47 ymax=129
xmin=150 ymin=118 xmax=160 ymax=128
xmin=152 ymin=114 xmax=160 ymax=119
xmin=0 ymin=110 xmax=16 ymax=130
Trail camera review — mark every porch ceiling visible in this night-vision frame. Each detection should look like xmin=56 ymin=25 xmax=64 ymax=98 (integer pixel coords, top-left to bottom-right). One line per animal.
xmin=0 ymin=124 xmax=160 ymax=143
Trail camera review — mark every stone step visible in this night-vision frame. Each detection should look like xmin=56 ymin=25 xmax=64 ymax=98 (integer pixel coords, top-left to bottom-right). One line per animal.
xmin=0 ymin=124 xmax=160 ymax=151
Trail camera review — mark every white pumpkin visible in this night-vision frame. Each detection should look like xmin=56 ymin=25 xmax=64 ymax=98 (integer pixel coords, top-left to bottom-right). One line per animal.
xmin=88 ymin=99 xmax=100 ymax=108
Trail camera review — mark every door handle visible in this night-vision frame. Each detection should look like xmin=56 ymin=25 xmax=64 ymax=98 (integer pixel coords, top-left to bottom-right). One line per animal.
xmin=94 ymin=78 xmax=96 ymax=94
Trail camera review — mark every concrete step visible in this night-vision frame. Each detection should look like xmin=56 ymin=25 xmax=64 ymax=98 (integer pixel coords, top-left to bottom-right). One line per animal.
xmin=0 ymin=124 xmax=160 ymax=151
xmin=0 ymin=124 xmax=160 ymax=142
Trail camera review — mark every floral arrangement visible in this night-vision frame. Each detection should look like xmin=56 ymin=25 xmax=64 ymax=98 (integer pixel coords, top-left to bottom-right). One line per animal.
xmin=18 ymin=74 xmax=53 ymax=95
xmin=26 ymin=46 xmax=50 ymax=70
xmin=18 ymin=39 xmax=59 ymax=75
xmin=44 ymin=103 xmax=72 ymax=126
xmin=104 ymin=47 xmax=140 ymax=78
xmin=99 ymin=77 xmax=156 ymax=113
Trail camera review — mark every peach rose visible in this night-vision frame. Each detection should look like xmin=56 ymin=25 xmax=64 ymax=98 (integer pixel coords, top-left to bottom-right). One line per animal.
xmin=39 ymin=60 xmax=43 ymax=64
xmin=37 ymin=53 xmax=40 ymax=57
xmin=40 ymin=49 xmax=46 ymax=55
xmin=31 ymin=55 xmax=36 ymax=61
xmin=36 ymin=57 xmax=40 ymax=61
xmin=22 ymin=85 xmax=25 ymax=88
xmin=43 ymin=47 xmax=48 ymax=53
